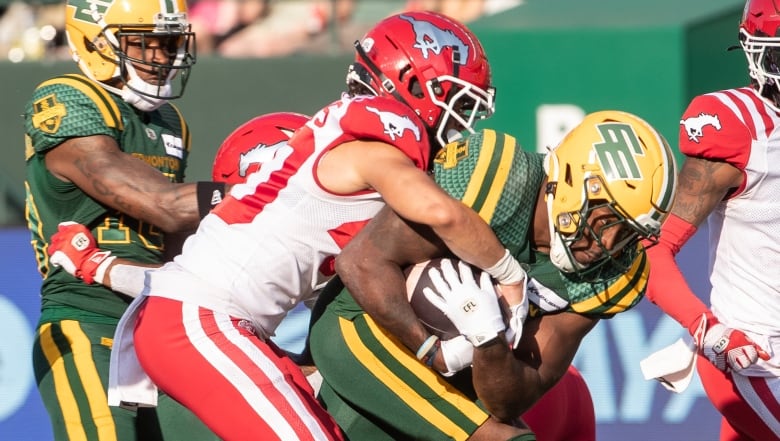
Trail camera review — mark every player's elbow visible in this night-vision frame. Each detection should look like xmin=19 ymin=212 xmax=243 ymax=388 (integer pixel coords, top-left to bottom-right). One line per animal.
xmin=478 ymin=376 xmax=546 ymax=422
xmin=334 ymin=250 xmax=358 ymax=281
xmin=486 ymin=405 xmax=518 ymax=424
xmin=423 ymin=199 xmax=469 ymax=232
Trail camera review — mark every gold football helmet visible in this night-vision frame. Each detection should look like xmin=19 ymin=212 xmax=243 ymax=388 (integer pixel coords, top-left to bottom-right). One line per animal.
xmin=65 ymin=0 xmax=196 ymax=110
xmin=544 ymin=110 xmax=678 ymax=275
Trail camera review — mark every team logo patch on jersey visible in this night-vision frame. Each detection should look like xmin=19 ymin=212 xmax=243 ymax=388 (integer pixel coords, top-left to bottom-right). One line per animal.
xmin=31 ymin=94 xmax=67 ymax=134
xmin=145 ymin=128 xmax=158 ymax=141
xmin=366 ymin=106 xmax=421 ymax=142
xmin=434 ymin=138 xmax=468 ymax=169
xmin=680 ymin=113 xmax=721 ymax=143
xmin=400 ymin=14 xmax=469 ymax=63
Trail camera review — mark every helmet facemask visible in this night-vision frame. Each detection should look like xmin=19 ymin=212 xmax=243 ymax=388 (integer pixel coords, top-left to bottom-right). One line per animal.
xmin=66 ymin=1 xmax=196 ymax=112
xmin=109 ymin=18 xmax=195 ymax=110
xmin=427 ymin=71 xmax=495 ymax=148
xmin=740 ymin=27 xmax=780 ymax=111
xmin=547 ymin=175 xmax=656 ymax=280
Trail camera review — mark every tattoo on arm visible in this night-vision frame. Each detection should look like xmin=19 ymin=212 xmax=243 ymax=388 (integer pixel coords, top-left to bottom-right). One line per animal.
xmin=673 ymin=158 xmax=740 ymax=226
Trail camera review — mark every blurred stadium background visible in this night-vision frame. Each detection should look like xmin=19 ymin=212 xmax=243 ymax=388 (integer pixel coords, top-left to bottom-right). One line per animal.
xmin=1 ymin=0 xmax=745 ymax=439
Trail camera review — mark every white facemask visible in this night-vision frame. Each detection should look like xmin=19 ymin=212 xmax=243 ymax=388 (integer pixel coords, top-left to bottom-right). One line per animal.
xmin=120 ymin=63 xmax=173 ymax=111
xmin=549 ymin=232 xmax=588 ymax=273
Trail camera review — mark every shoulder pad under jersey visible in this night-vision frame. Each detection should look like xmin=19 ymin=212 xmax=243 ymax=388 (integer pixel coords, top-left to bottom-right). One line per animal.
xmin=26 ymin=74 xmax=123 ymax=153
xmin=340 ymin=94 xmax=431 ymax=170
xmin=434 ymin=129 xmax=544 ymax=256
xmin=526 ymin=245 xmax=648 ymax=318
xmin=678 ymin=89 xmax=755 ymax=170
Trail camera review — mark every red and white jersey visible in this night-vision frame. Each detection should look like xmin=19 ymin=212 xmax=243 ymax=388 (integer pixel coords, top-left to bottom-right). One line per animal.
xmin=148 ymin=93 xmax=431 ymax=336
xmin=679 ymin=87 xmax=780 ymax=344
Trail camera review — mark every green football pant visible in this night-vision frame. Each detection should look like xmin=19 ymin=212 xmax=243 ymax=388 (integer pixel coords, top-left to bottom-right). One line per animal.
xmin=32 ymin=319 xmax=219 ymax=441
xmin=310 ymin=308 xmax=490 ymax=441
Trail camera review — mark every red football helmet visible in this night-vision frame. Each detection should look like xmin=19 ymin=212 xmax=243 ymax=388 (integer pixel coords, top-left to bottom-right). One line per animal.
xmin=740 ymin=0 xmax=780 ymax=110
xmin=211 ymin=112 xmax=309 ymax=184
xmin=347 ymin=11 xmax=495 ymax=148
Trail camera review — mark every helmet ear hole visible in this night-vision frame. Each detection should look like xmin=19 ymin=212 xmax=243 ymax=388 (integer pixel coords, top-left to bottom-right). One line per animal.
xmin=430 ymin=78 xmax=444 ymax=97
xmin=83 ymin=36 xmax=97 ymax=53
xmin=408 ymin=77 xmax=424 ymax=98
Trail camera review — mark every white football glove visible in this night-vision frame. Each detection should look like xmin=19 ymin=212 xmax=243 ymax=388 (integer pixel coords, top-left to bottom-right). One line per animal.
xmin=502 ymin=277 xmax=529 ymax=349
xmin=423 ymin=259 xmax=506 ymax=347
xmin=439 ymin=335 xmax=474 ymax=375
xmin=695 ymin=315 xmax=770 ymax=372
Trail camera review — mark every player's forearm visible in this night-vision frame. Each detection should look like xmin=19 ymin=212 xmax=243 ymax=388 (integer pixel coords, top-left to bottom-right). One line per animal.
xmin=472 ymin=337 xmax=541 ymax=421
xmin=433 ymin=206 xmax=526 ymax=292
xmin=103 ymin=259 xmax=160 ymax=298
xmin=644 ymin=213 xmax=711 ymax=334
xmin=336 ymin=207 xmax=447 ymax=358
xmin=336 ymin=251 xmax=432 ymax=353
xmin=432 ymin=204 xmax=505 ymax=269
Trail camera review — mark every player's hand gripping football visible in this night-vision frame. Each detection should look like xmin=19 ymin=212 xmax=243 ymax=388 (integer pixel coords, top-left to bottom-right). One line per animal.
xmin=694 ymin=314 xmax=771 ymax=372
xmin=423 ymin=259 xmax=506 ymax=347
xmin=48 ymin=222 xmax=115 ymax=284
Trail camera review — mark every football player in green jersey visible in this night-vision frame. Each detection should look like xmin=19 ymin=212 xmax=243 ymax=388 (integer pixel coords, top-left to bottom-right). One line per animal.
xmin=25 ymin=0 xmax=225 ymax=439
xmin=307 ymin=111 xmax=679 ymax=440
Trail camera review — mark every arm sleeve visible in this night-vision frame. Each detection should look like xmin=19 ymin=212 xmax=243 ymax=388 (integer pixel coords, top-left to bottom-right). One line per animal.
xmin=644 ymin=213 xmax=714 ymax=335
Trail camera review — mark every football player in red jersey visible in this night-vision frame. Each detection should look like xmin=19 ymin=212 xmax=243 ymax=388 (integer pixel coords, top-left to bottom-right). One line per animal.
xmin=48 ymin=11 xmax=531 ymax=440
xmin=308 ymin=111 xmax=676 ymax=440
xmin=644 ymin=0 xmax=780 ymax=439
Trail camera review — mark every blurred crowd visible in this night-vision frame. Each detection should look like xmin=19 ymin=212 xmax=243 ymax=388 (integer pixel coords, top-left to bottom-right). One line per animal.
xmin=0 ymin=0 xmax=520 ymax=62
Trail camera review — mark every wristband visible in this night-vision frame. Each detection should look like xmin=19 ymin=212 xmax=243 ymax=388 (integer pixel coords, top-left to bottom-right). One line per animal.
xmin=196 ymin=181 xmax=227 ymax=219
xmin=93 ymin=254 xmax=117 ymax=285
xmin=415 ymin=335 xmax=440 ymax=360
xmin=484 ymin=249 xmax=526 ymax=285
xmin=424 ymin=340 xmax=441 ymax=368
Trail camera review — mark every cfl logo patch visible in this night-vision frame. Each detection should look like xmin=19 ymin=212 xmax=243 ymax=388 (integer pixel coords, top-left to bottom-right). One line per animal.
xmin=713 ymin=336 xmax=729 ymax=354
xmin=462 ymin=300 xmax=478 ymax=313
xmin=71 ymin=233 xmax=90 ymax=251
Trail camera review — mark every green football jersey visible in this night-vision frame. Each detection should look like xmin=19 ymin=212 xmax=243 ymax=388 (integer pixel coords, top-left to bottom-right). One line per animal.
xmin=24 ymin=74 xmax=191 ymax=321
